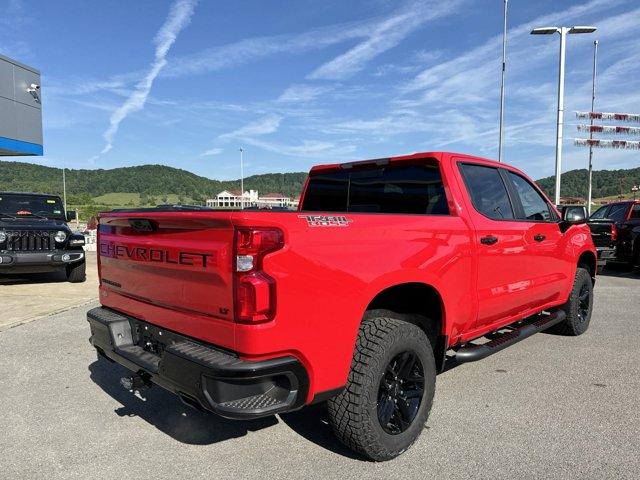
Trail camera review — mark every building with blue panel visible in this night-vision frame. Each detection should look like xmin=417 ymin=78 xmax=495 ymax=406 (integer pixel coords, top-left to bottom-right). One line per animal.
xmin=0 ymin=53 xmax=43 ymax=156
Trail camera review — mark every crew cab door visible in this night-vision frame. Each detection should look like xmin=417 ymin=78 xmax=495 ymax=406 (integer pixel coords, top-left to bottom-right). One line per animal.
xmin=502 ymin=170 xmax=568 ymax=306
xmin=458 ymin=163 xmax=566 ymax=331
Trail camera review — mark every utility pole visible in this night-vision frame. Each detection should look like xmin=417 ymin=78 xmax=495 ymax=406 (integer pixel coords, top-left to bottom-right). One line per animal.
xmin=586 ymin=40 xmax=598 ymax=215
xmin=239 ymin=147 xmax=244 ymax=209
xmin=498 ymin=0 xmax=508 ymax=162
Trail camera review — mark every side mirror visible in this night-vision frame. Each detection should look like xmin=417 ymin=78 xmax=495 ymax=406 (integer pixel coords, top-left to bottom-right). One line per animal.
xmin=66 ymin=210 xmax=77 ymax=222
xmin=558 ymin=206 xmax=587 ymax=233
xmin=562 ymin=206 xmax=587 ymax=222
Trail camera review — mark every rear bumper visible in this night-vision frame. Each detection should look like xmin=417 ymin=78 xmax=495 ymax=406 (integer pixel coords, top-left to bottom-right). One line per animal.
xmin=596 ymin=246 xmax=616 ymax=266
xmin=0 ymin=250 xmax=84 ymax=272
xmin=87 ymin=306 xmax=309 ymax=419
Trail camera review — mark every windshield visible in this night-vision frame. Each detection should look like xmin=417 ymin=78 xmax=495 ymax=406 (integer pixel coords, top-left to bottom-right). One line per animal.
xmin=0 ymin=194 xmax=66 ymax=220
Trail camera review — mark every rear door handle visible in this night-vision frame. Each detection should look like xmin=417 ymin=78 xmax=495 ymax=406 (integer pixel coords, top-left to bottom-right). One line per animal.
xmin=534 ymin=234 xmax=546 ymax=242
xmin=480 ymin=235 xmax=498 ymax=245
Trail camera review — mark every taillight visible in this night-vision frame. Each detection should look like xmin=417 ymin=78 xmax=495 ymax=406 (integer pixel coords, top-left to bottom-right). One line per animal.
xmin=234 ymin=228 xmax=284 ymax=323
xmin=611 ymin=224 xmax=618 ymax=242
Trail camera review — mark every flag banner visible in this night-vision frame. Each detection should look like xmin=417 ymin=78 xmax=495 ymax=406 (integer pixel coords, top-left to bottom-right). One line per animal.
xmin=576 ymin=124 xmax=640 ymax=135
xmin=574 ymin=138 xmax=640 ymax=149
xmin=575 ymin=111 xmax=640 ymax=123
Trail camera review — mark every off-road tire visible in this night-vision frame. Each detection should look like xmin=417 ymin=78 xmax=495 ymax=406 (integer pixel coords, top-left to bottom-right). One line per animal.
xmin=327 ymin=314 xmax=436 ymax=461
xmin=66 ymin=259 xmax=86 ymax=283
xmin=553 ymin=267 xmax=593 ymax=336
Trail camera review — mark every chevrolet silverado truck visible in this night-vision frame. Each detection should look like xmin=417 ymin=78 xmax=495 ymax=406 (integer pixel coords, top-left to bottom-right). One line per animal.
xmin=0 ymin=192 xmax=86 ymax=281
xmin=588 ymin=200 xmax=640 ymax=270
xmin=88 ymin=152 xmax=597 ymax=461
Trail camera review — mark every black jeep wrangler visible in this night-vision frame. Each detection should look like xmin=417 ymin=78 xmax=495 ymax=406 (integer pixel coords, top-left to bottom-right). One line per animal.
xmin=0 ymin=192 xmax=86 ymax=282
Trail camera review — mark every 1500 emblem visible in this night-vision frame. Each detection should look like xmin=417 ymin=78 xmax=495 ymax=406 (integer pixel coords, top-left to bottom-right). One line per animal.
xmin=298 ymin=215 xmax=352 ymax=227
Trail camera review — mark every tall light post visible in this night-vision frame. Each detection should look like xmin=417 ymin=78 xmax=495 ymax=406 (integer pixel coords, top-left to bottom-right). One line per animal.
xmin=239 ymin=147 xmax=244 ymax=209
xmin=498 ymin=0 xmax=508 ymax=163
xmin=586 ymin=40 xmax=598 ymax=215
xmin=531 ymin=25 xmax=597 ymax=205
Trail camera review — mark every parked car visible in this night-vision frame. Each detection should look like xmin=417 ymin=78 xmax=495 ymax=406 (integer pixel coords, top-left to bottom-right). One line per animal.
xmin=0 ymin=191 xmax=86 ymax=281
xmin=588 ymin=200 xmax=640 ymax=270
xmin=87 ymin=152 xmax=596 ymax=461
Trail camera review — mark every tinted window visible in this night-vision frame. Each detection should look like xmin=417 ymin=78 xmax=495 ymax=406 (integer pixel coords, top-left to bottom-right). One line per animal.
xmin=459 ymin=164 xmax=514 ymax=220
xmin=590 ymin=206 xmax=609 ymax=220
xmin=508 ymin=172 xmax=552 ymax=221
xmin=0 ymin=194 xmax=65 ymax=220
xmin=608 ymin=204 xmax=629 ymax=221
xmin=301 ymin=171 xmax=349 ymax=212
xmin=302 ymin=163 xmax=448 ymax=215
xmin=631 ymin=204 xmax=640 ymax=219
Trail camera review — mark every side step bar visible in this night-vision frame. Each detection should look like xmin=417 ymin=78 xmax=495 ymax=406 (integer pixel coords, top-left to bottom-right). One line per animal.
xmin=455 ymin=310 xmax=566 ymax=363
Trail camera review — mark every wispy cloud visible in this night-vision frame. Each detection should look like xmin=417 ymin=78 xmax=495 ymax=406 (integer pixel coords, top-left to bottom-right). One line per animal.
xmin=241 ymin=137 xmax=356 ymax=158
xmin=97 ymin=0 xmax=197 ymax=155
xmin=200 ymin=147 xmax=223 ymax=156
xmin=277 ymin=84 xmax=331 ymax=103
xmin=307 ymin=1 xmax=464 ymax=81
xmin=219 ymin=114 xmax=283 ymax=139
xmin=162 ymin=19 xmax=373 ymax=78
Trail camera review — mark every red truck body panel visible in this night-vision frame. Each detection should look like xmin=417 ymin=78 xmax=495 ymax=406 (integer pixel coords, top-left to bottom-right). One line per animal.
xmin=97 ymin=152 xmax=596 ymax=402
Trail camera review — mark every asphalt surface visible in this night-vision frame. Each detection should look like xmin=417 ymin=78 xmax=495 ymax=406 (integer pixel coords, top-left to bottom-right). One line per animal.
xmin=0 ymin=252 xmax=98 ymax=331
xmin=1 ymin=268 xmax=638 ymax=479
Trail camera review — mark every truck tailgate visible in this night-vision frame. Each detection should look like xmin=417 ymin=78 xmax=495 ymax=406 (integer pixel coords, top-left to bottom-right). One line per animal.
xmin=98 ymin=212 xmax=235 ymax=323
xmin=588 ymin=220 xmax=614 ymax=248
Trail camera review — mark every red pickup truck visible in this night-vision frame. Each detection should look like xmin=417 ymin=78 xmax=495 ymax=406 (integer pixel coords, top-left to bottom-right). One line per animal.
xmin=88 ymin=152 xmax=597 ymax=461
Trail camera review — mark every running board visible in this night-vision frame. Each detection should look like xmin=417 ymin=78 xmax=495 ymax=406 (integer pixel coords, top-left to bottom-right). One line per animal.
xmin=455 ymin=310 xmax=566 ymax=363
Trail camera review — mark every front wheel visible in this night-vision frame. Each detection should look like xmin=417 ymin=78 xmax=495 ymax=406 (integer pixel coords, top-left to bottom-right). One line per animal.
xmin=66 ymin=259 xmax=86 ymax=283
xmin=327 ymin=314 xmax=436 ymax=461
xmin=553 ymin=267 xmax=594 ymax=336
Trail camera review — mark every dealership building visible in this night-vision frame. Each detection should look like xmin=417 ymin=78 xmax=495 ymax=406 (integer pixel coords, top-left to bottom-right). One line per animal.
xmin=0 ymin=53 xmax=42 ymax=157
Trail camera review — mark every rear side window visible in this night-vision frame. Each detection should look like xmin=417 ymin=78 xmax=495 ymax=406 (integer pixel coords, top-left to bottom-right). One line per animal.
xmin=507 ymin=172 xmax=552 ymax=221
xmin=608 ymin=204 xmax=629 ymax=221
xmin=631 ymin=204 xmax=640 ymax=219
xmin=590 ymin=206 xmax=609 ymax=219
xmin=302 ymin=163 xmax=449 ymax=215
xmin=300 ymin=171 xmax=349 ymax=212
xmin=459 ymin=164 xmax=514 ymax=220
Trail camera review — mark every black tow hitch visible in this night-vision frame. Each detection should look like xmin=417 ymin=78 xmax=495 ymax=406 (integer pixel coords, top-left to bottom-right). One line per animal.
xmin=120 ymin=373 xmax=152 ymax=401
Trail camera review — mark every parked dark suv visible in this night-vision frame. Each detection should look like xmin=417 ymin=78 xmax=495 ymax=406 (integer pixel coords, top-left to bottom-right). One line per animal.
xmin=0 ymin=192 xmax=86 ymax=282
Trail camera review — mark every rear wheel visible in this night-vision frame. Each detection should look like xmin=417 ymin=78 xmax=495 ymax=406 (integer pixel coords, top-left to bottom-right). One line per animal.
xmin=327 ymin=314 xmax=436 ymax=461
xmin=66 ymin=259 xmax=86 ymax=283
xmin=553 ymin=267 xmax=593 ymax=336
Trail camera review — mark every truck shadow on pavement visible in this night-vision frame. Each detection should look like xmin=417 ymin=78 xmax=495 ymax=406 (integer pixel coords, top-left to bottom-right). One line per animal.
xmin=89 ymin=357 xmax=278 ymax=445
xmin=598 ymin=262 xmax=639 ymax=279
xmin=88 ymin=357 xmax=360 ymax=458
xmin=0 ymin=270 xmax=67 ymax=285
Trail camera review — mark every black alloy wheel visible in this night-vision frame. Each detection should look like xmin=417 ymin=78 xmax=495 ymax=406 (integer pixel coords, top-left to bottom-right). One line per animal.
xmin=377 ymin=350 xmax=425 ymax=434
xmin=577 ymin=283 xmax=591 ymax=324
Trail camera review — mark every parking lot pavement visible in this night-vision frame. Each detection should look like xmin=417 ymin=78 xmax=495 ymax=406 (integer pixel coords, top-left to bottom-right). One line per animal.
xmin=0 ymin=252 xmax=98 ymax=331
xmin=0 ymin=269 xmax=638 ymax=480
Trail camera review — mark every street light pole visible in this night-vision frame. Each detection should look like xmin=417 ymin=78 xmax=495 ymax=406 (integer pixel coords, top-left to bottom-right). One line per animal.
xmin=239 ymin=147 xmax=244 ymax=209
xmin=498 ymin=0 xmax=508 ymax=163
xmin=531 ymin=25 xmax=597 ymax=206
xmin=554 ymin=27 xmax=568 ymax=207
xmin=587 ymin=40 xmax=598 ymax=215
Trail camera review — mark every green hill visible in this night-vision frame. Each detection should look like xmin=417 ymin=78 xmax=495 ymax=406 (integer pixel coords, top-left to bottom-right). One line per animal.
xmin=0 ymin=160 xmax=307 ymax=199
xmin=1 ymin=160 xmax=637 ymax=219
xmin=536 ymin=167 xmax=640 ymax=200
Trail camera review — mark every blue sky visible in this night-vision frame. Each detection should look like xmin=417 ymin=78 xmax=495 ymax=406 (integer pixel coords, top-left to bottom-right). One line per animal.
xmin=1 ymin=0 xmax=638 ymax=181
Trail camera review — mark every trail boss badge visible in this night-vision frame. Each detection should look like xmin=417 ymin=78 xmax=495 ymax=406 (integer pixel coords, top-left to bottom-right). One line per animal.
xmin=298 ymin=215 xmax=353 ymax=227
